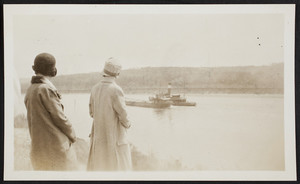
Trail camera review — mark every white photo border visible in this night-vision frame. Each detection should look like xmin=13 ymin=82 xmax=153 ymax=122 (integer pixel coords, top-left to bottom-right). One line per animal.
xmin=3 ymin=4 xmax=296 ymax=181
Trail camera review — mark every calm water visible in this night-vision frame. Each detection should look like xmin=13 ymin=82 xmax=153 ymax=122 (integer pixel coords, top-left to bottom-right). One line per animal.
xmin=21 ymin=93 xmax=284 ymax=170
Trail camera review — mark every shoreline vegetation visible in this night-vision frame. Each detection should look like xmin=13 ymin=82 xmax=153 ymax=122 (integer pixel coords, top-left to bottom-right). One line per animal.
xmin=20 ymin=64 xmax=284 ymax=94
xmin=14 ymin=115 xmax=185 ymax=171
xmin=34 ymin=88 xmax=283 ymax=94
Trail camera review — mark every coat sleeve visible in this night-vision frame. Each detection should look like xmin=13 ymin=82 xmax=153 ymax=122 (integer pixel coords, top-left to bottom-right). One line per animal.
xmin=89 ymin=92 xmax=94 ymax=118
xmin=24 ymin=94 xmax=32 ymax=136
xmin=39 ymin=87 xmax=77 ymax=143
xmin=112 ymin=88 xmax=131 ymax=129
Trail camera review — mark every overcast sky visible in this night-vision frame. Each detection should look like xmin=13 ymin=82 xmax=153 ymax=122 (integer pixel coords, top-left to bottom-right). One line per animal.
xmin=12 ymin=12 xmax=284 ymax=78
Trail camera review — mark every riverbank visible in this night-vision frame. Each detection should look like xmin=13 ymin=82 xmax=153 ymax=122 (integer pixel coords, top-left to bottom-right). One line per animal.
xmin=14 ymin=116 xmax=184 ymax=171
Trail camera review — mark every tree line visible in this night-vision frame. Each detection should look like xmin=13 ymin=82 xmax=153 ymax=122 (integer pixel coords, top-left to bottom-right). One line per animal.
xmin=20 ymin=63 xmax=284 ymax=94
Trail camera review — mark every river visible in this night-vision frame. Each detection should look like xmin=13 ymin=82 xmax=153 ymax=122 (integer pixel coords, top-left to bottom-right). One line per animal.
xmin=52 ymin=93 xmax=284 ymax=171
xmin=19 ymin=93 xmax=284 ymax=170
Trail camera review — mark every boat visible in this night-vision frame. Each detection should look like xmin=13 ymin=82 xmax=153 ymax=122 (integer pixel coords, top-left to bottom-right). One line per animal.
xmin=149 ymin=83 xmax=197 ymax=106
xmin=153 ymin=94 xmax=196 ymax=106
xmin=125 ymin=96 xmax=171 ymax=108
xmin=172 ymin=101 xmax=196 ymax=106
xmin=168 ymin=94 xmax=196 ymax=106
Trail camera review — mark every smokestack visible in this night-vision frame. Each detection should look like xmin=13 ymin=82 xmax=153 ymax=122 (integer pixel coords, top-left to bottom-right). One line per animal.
xmin=168 ymin=82 xmax=172 ymax=96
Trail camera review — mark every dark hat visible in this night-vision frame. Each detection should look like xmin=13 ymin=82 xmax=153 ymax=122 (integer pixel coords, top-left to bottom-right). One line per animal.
xmin=32 ymin=53 xmax=57 ymax=77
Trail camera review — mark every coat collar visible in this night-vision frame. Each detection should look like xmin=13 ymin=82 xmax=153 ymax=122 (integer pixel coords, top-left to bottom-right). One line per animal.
xmin=31 ymin=75 xmax=57 ymax=91
xmin=101 ymin=76 xmax=116 ymax=83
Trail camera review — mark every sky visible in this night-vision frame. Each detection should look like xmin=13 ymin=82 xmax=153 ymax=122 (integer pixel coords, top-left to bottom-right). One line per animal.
xmin=11 ymin=10 xmax=284 ymax=78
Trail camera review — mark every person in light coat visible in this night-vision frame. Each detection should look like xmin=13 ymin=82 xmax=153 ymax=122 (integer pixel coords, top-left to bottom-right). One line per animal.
xmin=87 ymin=57 xmax=132 ymax=171
xmin=24 ymin=53 xmax=78 ymax=170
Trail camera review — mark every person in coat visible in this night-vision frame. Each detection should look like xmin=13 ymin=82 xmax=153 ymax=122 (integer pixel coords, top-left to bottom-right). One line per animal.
xmin=87 ymin=57 xmax=132 ymax=171
xmin=24 ymin=53 xmax=78 ymax=170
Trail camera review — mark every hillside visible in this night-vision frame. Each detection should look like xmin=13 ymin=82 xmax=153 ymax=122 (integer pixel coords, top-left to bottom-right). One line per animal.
xmin=20 ymin=63 xmax=284 ymax=94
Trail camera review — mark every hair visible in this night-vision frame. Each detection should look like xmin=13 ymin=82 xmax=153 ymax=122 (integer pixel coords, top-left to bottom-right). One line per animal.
xmin=32 ymin=53 xmax=57 ymax=77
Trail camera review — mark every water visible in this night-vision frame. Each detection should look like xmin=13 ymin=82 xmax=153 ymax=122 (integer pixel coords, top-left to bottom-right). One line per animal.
xmin=21 ymin=93 xmax=285 ymax=170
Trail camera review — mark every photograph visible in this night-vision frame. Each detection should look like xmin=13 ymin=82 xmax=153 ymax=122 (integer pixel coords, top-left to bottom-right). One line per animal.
xmin=4 ymin=4 xmax=296 ymax=180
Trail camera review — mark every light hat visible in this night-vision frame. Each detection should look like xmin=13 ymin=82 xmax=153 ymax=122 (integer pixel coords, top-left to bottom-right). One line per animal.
xmin=103 ymin=57 xmax=122 ymax=77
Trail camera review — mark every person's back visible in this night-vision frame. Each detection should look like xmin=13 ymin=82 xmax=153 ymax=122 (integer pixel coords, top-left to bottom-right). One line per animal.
xmin=24 ymin=53 xmax=77 ymax=170
xmin=91 ymin=80 xmax=119 ymax=130
xmin=25 ymin=82 xmax=62 ymax=154
xmin=87 ymin=58 xmax=132 ymax=171
xmin=25 ymin=80 xmax=76 ymax=170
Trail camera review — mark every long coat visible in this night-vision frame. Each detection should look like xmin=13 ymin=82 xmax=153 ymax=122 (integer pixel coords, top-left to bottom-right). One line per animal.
xmin=87 ymin=76 xmax=132 ymax=171
xmin=24 ymin=76 xmax=77 ymax=170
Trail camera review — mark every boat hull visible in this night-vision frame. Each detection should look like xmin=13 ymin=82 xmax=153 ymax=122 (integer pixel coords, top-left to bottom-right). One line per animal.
xmin=172 ymin=102 xmax=196 ymax=106
xmin=150 ymin=94 xmax=197 ymax=107
xmin=125 ymin=100 xmax=171 ymax=108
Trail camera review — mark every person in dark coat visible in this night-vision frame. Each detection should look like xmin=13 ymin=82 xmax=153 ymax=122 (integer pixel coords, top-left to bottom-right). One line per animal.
xmin=24 ymin=53 xmax=78 ymax=170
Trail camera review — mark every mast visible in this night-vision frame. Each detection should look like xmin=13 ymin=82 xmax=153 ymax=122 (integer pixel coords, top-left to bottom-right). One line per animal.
xmin=167 ymin=82 xmax=172 ymax=97
xmin=183 ymin=80 xmax=185 ymax=98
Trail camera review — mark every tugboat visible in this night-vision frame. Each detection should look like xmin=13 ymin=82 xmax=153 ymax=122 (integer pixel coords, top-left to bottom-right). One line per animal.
xmin=150 ymin=83 xmax=196 ymax=106
xmin=125 ymin=95 xmax=171 ymax=108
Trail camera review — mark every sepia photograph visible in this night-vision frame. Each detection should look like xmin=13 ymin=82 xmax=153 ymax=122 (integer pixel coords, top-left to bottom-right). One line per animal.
xmin=4 ymin=4 xmax=296 ymax=180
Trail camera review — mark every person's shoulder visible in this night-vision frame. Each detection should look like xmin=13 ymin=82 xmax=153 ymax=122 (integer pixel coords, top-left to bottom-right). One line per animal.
xmin=93 ymin=82 xmax=102 ymax=88
xmin=38 ymin=83 xmax=54 ymax=92
xmin=112 ymin=83 xmax=124 ymax=94
xmin=91 ymin=82 xmax=102 ymax=92
xmin=36 ymin=84 xmax=58 ymax=98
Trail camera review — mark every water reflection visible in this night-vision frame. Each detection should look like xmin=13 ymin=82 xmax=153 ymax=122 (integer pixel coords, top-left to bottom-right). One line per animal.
xmin=152 ymin=108 xmax=167 ymax=119
xmin=152 ymin=108 xmax=174 ymax=127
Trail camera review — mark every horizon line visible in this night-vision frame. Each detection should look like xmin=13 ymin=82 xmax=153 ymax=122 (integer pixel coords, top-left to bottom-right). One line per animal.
xmin=19 ymin=62 xmax=283 ymax=80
